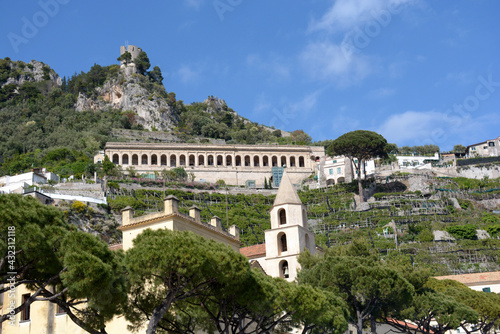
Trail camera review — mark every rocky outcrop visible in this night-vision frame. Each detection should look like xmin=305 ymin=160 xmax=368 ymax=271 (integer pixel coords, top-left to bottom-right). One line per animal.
xmin=76 ymin=74 xmax=178 ymax=131
xmin=1 ymin=60 xmax=61 ymax=87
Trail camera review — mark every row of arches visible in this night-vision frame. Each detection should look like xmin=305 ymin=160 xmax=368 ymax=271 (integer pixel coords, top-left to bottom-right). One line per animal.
xmin=326 ymin=177 xmax=346 ymax=186
xmin=111 ymin=153 xmax=307 ymax=168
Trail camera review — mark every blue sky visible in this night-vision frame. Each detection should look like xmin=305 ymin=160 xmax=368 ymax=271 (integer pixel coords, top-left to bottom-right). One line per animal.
xmin=1 ymin=0 xmax=499 ymax=151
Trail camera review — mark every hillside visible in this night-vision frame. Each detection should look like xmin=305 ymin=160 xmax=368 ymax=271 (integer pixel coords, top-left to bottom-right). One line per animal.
xmin=0 ymin=53 xmax=314 ymax=177
xmin=101 ymin=172 xmax=500 ymax=276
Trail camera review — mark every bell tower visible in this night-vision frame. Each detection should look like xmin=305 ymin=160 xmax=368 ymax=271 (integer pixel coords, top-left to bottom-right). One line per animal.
xmin=264 ymin=171 xmax=315 ymax=281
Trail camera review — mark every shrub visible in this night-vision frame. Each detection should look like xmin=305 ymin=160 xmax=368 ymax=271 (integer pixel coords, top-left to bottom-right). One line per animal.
xmin=71 ymin=200 xmax=87 ymax=213
xmin=417 ymin=229 xmax=434 ymax=242
xmin=446 ymin=224 xmax=477 ymax=240
xmin=486 ymin=225 xmax=500 ymax=238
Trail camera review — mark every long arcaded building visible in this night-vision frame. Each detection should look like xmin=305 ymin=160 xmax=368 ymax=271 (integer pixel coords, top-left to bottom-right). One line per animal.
xmin=104 ymin=142 xmax=324 ymax=187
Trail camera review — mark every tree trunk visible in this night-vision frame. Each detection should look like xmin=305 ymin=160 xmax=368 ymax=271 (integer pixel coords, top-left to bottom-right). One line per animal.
xmin=356 ymin=310 xmax=364 ymax=334
xmin=146 ymin=292 xmax=175 ymax=334
xmin=358 ymin=177 xmax=365 ymax=203
xmin=370 ymin=316 xmax=377 ymax=334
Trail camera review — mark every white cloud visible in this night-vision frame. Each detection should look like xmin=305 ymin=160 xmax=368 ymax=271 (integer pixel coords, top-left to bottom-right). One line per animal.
xmin=445 ymin=71 xmax=475 ymax=85
xmin=184 ymin=0 xmax=205 ymax=9
xmin=177 ymin=65 xmax=202 ymax=84
xmin=367 ymin=87 xmax=395 ymax=99
xmin=376 ymin=110 xmax=500 ymax=150
xmin=300 ymin=41 xmax=371 ymax=85
xmin=309 ymin=0 xmax=414 ymax=33
xmin=246 ymin=54 xmax=290 ymax=80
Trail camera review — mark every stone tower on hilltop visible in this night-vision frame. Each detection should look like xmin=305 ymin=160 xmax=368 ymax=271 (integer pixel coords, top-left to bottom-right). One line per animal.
xmin=119 ymin=45 xmax=142 ymax=76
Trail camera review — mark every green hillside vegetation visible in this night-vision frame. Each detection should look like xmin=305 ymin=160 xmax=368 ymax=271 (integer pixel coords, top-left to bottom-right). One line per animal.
xmin=0 ymin=56 xmax=314 ymax=176
xmin=104 ymin=174 xmax=500 ymax=276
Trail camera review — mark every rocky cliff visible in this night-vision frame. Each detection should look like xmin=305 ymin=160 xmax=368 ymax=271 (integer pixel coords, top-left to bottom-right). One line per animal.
xmin=75 ymin=72 xmax=179 ymax=131
xmin=1 ymin=59 xmax=61 ymax=87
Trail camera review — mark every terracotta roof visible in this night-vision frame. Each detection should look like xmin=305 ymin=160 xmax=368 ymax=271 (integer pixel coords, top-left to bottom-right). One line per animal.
xmin=273 ymin=172 xmax=302 ymax=207
xmin=108 ymin=243 xmax=123 ymax=251
xmin=434 ymin=271 xmax=500 ymax=285
xmin=240 ymin=243 xmax=266 ymax=258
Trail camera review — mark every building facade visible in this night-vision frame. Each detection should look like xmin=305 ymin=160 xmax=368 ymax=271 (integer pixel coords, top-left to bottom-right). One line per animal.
xmin=240 ymin=172 xmax=318 ymax=282
xmin=1 ymin=197 xmax=240 ymax=334
xmin=104 ymin=142 xmax=325 ymax=187
xmin=466 ymin=136 xmax=500 ymax=158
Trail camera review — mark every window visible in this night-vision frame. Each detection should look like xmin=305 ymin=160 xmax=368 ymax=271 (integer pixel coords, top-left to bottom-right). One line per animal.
xmin=471 ymin=147 xmax=476 ymax=151
xmin=332 ymin=160 xmax=337 ymax=163
xmin=281 ymin=234 xmax=287 ymax=252
xmin=483 ymin=287 xmax=491 ymax=293
xmin=483 ymin=146 xmax=488 ymax=149
xmin=489 ymin=142 xmax=495 ymax=147
xmin=56 ymin=303 xmax=66 ymax=315
xmin=21 ymin=294 xmax=31 ymax=321
xmin=329 ymin=168 xmax=333 ymax=175
xmin=337 ymin=167 xmax=342 ymax=174
xmin=278 ymin=208 xmax=286 ymax=225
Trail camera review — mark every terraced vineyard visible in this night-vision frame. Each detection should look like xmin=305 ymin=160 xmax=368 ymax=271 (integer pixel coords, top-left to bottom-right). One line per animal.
xmin=107 ymin=175 xmax=500 ymax=275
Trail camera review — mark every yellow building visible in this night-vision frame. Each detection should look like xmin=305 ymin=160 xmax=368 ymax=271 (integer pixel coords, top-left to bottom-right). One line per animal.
xmin=1 ymin=196 xmax=240 ymax=334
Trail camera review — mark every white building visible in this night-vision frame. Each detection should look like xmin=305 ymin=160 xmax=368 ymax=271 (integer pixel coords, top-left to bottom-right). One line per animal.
xmin=322 ymin=156 xmax=376 ymax=186
xmin=466 ymin=136 xmax=500 ymax=158
xmin=0 ymin=169 xmax=59 ymax=194
xmin=395 ymin=152 xmax=440 ymax=169
xmin=240 ymin=172 xmax=318 ymax=282
xmin=435 ymin=271 xmax=500 ymax=293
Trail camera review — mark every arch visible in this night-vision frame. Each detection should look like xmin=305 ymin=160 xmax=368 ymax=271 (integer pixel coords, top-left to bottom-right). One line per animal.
xmin=278 ymin=208 xmax=286 ymax=225
xmin=141 ymin=154 xmax=148 ymax=165
xmin=337 ymin=177 xmax=345 ymax=184
xmin=198 ymin=155 xmax=205 ymax=166
xmin=226 ymin=155 xmax=232 ymax=166
xmin=217 ymin=155 xmax=223 ymax=166
xmin=189 ymin=154 xmax=195 ymax=166
xmin=161 ymin=154 xmax=167 ymax=166
xmin=122 ymin=154 xmax=129 ymax=165
xmin=179 ymin=155 xmax=186 ymax=166
xmin=112 ymin=154 xmax=119 ymax=164
xmin=253 ymin=156 xmax=260 ymax=167
xmin=235 ymin=155 xmax=241 ymax=166
xmin=132 ymin=154 xmax=139 ymax=166
xmin=281 ymin=156 xmax=287 ymax=167
xmin=263 ymin=156 xmax=269 ymax=167
xmin=170 ymin=155 xmax=176 ymax=167
xmin=244 ymin=155 xmax=251 ymax=167
xmin=279 ymin=260 xmax=289 ymax=279
xmin=151 ymin=154 xmax=158 ymax=165
xmin=278 ymin=232 xmax=288 ymax=255
xmin=208 ymin=155 xmax=214 ymax=166
xmin=305 ymin=234 xmax=310 ymax=250
xmin=272 ymin=156 xmax=278 ymax=167
xmin=290 ymin=156 xmax=296 ymax=167
xmin=299 ymin=156 xmax=305 ymax=167
xmin=326 ymin=179 xmax=335 ymax=186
